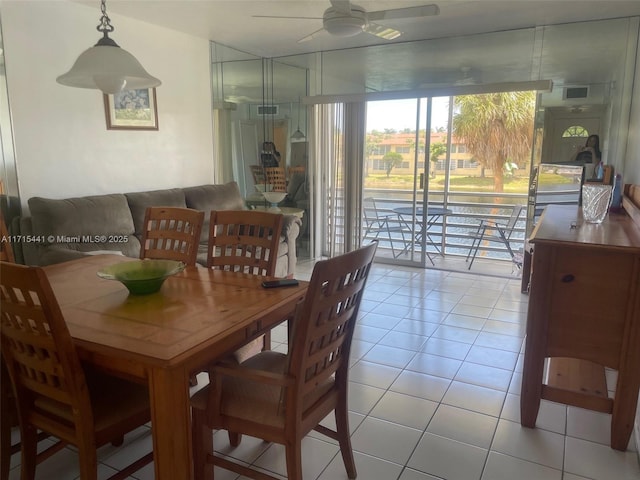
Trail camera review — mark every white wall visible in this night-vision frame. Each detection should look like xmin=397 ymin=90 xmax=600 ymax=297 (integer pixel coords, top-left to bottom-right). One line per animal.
xmin=1 ymin=0 xmax=214 ymax=209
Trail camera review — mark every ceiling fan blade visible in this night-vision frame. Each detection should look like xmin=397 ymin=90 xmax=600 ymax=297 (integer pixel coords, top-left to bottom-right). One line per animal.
xmin=364 ymin=22 xmax=402 ymax=40
xmin=252 ymin=15 xmax=321 ymax=20
xmin=368 ymin=4 xmax=440 ymax=22
xmin=329 ymin=0 xmax=352 ymax=15
xmin=297 ymin=28 xmax=327 ymax=43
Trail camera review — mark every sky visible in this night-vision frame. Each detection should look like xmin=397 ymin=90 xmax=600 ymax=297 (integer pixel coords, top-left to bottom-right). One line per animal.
xmin=366 ymin=98 xmax=451 ymax=132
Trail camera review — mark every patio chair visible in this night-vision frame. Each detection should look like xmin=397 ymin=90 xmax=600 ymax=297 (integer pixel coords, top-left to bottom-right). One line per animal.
xmin=363 ymin=197 xmax=410 ymax=258
xmin=0 ymin=261 xmax=153 ymax=480
xmin=190 ymin=242 xmax=377 ymax=480
xmin=140 ymin=206 xmax=204 ymax=266
xmin=466 ymin=205 xmax=524 ymax=270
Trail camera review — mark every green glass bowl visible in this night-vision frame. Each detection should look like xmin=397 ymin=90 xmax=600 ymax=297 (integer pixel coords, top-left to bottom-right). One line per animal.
xmin=97 ymin=259 xmax=186 ymax=295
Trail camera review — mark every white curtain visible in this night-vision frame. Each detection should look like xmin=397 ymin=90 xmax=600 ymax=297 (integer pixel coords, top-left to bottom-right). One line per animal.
xmin=212 ymin=108 xmax=234 ymax=183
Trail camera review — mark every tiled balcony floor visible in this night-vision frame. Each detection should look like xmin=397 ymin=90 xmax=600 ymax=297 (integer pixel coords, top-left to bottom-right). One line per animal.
xmin=6 ymin=260 xmax=640 ymax=480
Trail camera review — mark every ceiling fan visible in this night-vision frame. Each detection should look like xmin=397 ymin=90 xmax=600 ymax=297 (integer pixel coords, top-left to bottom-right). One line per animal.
xmin=253 ymin=0 xmax=440 ymax=43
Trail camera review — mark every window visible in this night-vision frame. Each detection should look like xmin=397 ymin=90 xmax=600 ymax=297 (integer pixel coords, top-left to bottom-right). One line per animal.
xmin=562 ymin=125 xmax=589 ymax=138
xmin=372 ymin=145 xmax=391 ymax=155
xmin=396 ymin=146 xmax=410 ymax=153
xmin=457 ymin=144 xmax=467 ymax=153
xmin=372 ymin=159 xmax=386 ymax=170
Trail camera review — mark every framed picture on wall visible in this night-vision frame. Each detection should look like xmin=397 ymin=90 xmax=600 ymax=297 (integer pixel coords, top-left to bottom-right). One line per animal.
xmin=103 ymin=87 xmax=158 ymax=130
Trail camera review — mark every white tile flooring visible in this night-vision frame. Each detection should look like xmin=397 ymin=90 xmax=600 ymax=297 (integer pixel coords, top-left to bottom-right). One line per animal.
xmin=7 ymin=260 xmax=640 ymax=480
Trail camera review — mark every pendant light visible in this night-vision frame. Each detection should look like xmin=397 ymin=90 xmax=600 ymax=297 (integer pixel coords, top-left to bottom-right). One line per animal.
xmin=57 ymin=0 xmax=161 ymax=95
xmin=290 ymin=99 xmax=306 ymax=141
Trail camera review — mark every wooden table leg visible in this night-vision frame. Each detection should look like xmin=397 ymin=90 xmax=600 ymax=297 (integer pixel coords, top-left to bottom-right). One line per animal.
xmin=611 ymin=341 xmax=640 ymax=449
xmin=520 ymin=339 xmax=545 ymax=428
xmin=149 ymin=366 xmax=193 ymax=480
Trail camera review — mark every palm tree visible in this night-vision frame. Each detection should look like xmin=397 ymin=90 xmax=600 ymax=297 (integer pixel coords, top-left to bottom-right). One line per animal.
xmin=452 ymin=92 xmax=535 ymax=192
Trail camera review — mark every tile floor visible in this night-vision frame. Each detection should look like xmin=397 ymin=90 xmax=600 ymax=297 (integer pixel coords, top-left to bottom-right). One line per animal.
xmin=7 ymin=259 xmax=640 ymax=480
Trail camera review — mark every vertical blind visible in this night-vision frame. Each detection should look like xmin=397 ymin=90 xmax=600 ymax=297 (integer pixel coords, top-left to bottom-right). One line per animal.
xmin=311 ymin=102 xmax=366 ymax=258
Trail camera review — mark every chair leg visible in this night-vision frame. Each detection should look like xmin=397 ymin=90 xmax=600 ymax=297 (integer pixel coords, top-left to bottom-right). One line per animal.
xmin=78 ymin=445 xmax=98 ymax=480
xmin=466 ymin=224 xmax=485 ymax=269
xmin=19 ymin=425 xmax=37 ymax=480
xmin=0 ymin=395 xmax=12 ymax=480
xmin=335 ymin=403 xmax=357 ymax=479
xmin=228 ymin=431 xmax=242 ymax=447
xmin=192 ymin=407 xmax=214 ymax=480
xmin=262 ymin=331 xmax=272 ymax=351
xmin=285 ymin=441 xmax=303 ymax=480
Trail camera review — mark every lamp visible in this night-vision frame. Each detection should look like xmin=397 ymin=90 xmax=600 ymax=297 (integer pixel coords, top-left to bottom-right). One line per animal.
xmin=57 ymin=0 xmax=161 ymax=95
xmin=290 ymin=99 xmax=306 ymax=141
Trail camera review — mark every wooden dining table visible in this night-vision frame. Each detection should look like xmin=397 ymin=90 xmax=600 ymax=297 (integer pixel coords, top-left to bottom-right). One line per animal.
xmin=43 ymin=254 xmax=308 ymax=480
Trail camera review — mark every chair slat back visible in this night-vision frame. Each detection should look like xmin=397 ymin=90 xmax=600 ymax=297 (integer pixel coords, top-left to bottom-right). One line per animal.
xmin=362 ymin=197 xmax=378 ymax=223
xmin=140 ymin=207 xmax=204 ymax=266
xmin=207 ymin=210 xmax=284 ymax=276
xmin=0 ymin=262 xmax=92 ymax=435
xmin=0 ymin=212 xmax=14 ymax=263
xmin=504 ymin=205 xmax=524 ymax=238
xmin=250 ymin=165 xmax=266 ymax=185
xmin=287 ymin=165 xmax=305 ymax=180
xmin=288 ymin=243 xmax=377 ymax=400
xmin=264 ymin=167 xmax=287 ymax=193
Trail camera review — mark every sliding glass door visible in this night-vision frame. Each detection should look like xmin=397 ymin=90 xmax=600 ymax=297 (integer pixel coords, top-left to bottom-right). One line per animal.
xmin=364 ymin=97 xmax=451 ymax=267
xmin=313 ymin=89 xmax=536 ymax=271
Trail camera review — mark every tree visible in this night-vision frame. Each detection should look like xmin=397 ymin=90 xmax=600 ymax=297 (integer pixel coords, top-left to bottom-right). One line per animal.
xmin=382 ymin=151 xmax=403 ymax=177
xmin=429 ymin=142 xmax=447 ymax=178
xmin=452 ymin=92 xmax=535 ymax=192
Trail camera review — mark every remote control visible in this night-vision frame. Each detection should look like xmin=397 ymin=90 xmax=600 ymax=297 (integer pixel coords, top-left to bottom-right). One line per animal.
xmin=261 ymin=279 xmax=299 ymax=288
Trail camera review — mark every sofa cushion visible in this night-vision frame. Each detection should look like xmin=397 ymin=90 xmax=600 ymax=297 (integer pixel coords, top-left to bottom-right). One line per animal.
xmin=125 ymin=188 xmax=187 ymax=239
xmin=183 ymin=182 xmax=246 ymax=243
xmin=28 ymin=194 xmax=140 ymax=257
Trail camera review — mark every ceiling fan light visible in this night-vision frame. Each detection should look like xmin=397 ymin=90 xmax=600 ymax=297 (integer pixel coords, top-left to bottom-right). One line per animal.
xmin=324 ymin=16 xmax=365 ymax=36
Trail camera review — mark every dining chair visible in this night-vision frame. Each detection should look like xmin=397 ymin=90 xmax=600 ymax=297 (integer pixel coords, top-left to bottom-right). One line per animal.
xmin=207 ymin=209 xmax=283 ymax=277
xmin=140 ymin=206 xmax=204 ymax=266
xmin=0 ymin=213 xmax=35 ymax=480
xmin=0 ymin=212 xmax=14 ymax=263
xmin=0 ymin=261 xmax=153 ymax=480
xmin=264 ymin=166 xmax=288 ymax=192
xmin=363 ymin=197 xmax=409 ymax=258
xmin=250 ymin=165 xmax=266 ymax=186
xmin=207 ymin=209 xmax=284 ymax=361
xmin=287 ymin=165 xmax=306 ymax=180
xmin=466 ymin=204 xmax=524 ymax=270
xmin=191 ymin=242 xmax=377 ymax=480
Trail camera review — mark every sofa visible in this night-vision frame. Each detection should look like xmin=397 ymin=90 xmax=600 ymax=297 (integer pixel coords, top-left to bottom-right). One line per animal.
xmin=15 ymin=182 xmax=301 ymax=278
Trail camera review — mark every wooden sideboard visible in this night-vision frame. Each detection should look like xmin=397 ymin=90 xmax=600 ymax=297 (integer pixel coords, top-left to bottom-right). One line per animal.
xmin=520 ymin=203 xmax=640 ymax=451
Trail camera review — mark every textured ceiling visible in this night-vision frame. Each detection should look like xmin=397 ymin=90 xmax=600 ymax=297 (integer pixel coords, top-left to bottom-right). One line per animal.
xmin=77 ymin=1 xmax=640 ymax=59
xmin=71 ymin=1 xmax=640 ymax=105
